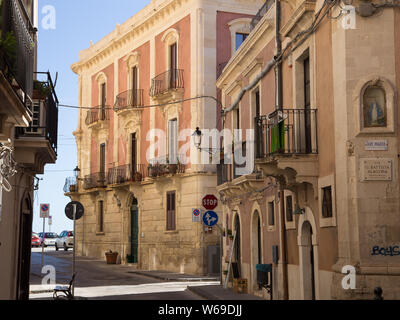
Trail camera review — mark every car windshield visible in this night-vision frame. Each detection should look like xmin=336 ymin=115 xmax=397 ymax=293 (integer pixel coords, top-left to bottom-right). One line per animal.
xmin=45 ymin=233 xmax=58 ymax=238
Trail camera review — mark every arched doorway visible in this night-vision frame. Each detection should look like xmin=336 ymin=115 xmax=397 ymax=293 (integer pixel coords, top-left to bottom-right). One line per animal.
xmin=17 ymin=192 xmax=33 ymax=300
xmin=128 ymin=197 xmax=139 ymax=264
xmin=300 ymin=221 xmax=316 ymax=300
xmin=233 ymin=213 xmax=241 ymax=275
xmin=251 ymin=210 xmax=262 ymax=291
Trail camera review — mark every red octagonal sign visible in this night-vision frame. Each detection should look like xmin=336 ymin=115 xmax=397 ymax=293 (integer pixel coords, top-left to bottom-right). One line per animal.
xmin=202 ymin=194 xmax=218 ymax=210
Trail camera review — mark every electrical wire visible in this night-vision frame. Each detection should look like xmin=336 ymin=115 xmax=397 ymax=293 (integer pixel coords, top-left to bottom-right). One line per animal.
xmin=222 ymin=0 xmax=337 ymax=116
xmin=58 ymin=95 xmax=223 ymax=111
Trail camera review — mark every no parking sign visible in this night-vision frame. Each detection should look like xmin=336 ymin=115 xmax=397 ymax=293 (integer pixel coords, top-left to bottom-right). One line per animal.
xmin=40 ymin=203 xmax=50 ymax=218
xmin=192 ymin=208 xmax=201 ymax=222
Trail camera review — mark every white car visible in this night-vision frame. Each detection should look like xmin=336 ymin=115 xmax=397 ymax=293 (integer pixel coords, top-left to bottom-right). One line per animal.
xmin=55 ymin=231 xmax=74 ymax=251
xmin=39 ymin=232 xmax=58 ymax=247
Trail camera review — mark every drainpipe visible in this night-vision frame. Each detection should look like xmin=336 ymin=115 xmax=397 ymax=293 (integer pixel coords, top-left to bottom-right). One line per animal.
xmin=275 ymin=0 xmax=283 ymax=112
xmin=275 ymin=0 xmax=289 ymax=300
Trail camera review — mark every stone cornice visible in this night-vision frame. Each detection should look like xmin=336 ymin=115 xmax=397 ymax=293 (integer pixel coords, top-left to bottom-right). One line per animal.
xmin=280 ymin=0 xmax=317 ymax=38
xmin=71 ymin=0 xmax=189 ymax=75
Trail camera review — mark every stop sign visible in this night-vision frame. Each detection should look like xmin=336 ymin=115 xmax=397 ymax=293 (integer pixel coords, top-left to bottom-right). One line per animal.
xmin=202 ymin=194 xmax=218 ymax=210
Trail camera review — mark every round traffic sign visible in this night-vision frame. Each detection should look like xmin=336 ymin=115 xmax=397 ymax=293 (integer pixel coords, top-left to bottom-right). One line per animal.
xmin=203 ymin=210 xmax=219 ymax=227
xmin=193 ymin=209 xmax=201 ymax=217
xmin=41 ymin=204 xmax=49 ymax=212
xmin=65 ymin=201 xmax=85 ymax=220
xmin=202 ymin=194 xmax=218 ymax=210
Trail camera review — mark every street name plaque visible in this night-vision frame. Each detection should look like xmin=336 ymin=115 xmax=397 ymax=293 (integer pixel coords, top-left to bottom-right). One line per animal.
xmin=360 ymin=158 xmax=393 ymax=181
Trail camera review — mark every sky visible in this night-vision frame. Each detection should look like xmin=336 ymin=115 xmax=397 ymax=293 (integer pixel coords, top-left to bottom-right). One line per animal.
xmin=33 ymin=0 xmax=149 ymax=234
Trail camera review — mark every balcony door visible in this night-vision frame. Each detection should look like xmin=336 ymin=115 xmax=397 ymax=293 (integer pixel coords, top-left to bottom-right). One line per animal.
xmin=100 ymin=83 xmax=106 ymax=120
xmin=169 ymin=43 xmax=177 ymax=89
xmin=131 ymin=66 xmax=138 ymax=106
xmin=168 ymin=119 xmax=178 ymax=164
xmin=100 ymin=143 xmax=106 ymax=183
xmin=304 ymin=57 xmax=312 ymax=154
xmin=131 ymin=133 xmax=137 ymax=174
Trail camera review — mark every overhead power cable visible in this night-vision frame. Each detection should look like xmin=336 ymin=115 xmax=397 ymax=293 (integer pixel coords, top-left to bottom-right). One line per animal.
xmin=59 ymin=95 xmax=223 ymax=111
xmin=222 ymin=0 xmax=336 ymax=116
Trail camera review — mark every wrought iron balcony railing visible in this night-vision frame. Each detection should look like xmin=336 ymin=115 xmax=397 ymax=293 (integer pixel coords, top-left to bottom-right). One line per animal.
xmin=83 ymin=172 xmax=106 ymax=189
xmin=250 ymin=0 xmax=275 ymax=31
xmin=107 ymin=164 xmax=146 ymax=185
xmin=147 ymin=154 xmax=186 ymax=178
xmin=63 ymin=177 xmax=78 ymax=193
xmin=150 ymin=69 xmax=184 ymax=97
xmin=85 ymin=106 xmax=110 ymax=126
xmin=15 ymin=72 xmax=59 ymax=154
xmin=1 ymin=0 xmax=35 ymax=101
xmin=255 ymin=109 xmax=318 ymax=158
xmin=114 ymin=89 xmax=144 ymax=111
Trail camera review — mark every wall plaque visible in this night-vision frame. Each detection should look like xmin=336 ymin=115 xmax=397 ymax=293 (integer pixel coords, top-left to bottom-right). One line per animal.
xmin=365 ymin=140 xmax=388 ymax=151
xmin=360 ymin=158 xmax=393 ymax=181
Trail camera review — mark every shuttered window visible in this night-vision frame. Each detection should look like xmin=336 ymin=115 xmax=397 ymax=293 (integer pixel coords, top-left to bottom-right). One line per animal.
xmin=166 ymin=191 xmax=176 ymax=231
xmin=286 ymin=195 xmax=293 ymax=222
xmin=322 ymin=186 xmax=333 ymax=218
xmin=99 ymin=200 xmax=104 ymax=233
xmin=168 ymin=119 xmax=178 ymax=163
xmin=268 ymin=201 xmax=275 ymax=226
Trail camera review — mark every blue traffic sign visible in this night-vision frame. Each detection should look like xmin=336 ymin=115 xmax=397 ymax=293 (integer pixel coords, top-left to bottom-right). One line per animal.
xmin=203 ymin=211 xmax=219 ymax=227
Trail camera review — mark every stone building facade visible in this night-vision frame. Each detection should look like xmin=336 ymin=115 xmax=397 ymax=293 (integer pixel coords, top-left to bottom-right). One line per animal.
xmin=217 ymin=0 xmax=400 ymax=299
xmin=68 ymin=0 xmax=264 ymax=275
xmin=0 ymin=0 xmax=58 ymax=300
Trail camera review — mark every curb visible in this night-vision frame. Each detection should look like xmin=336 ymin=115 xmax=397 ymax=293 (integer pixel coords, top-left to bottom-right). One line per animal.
xmin=129 ymin=271 xmax=219 ymax=282
xmin=186 ymin=286 xmax=221 ymax=300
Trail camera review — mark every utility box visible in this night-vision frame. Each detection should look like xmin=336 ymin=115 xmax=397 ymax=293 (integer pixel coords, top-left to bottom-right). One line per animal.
xmin=206 ymin=245 xmax=220 ymax=275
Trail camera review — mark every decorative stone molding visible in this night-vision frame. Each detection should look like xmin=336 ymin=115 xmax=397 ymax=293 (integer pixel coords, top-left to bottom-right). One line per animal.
xmin=353 ymin=75 xmax=397 ymax=135
xmin=228 ymin=18 xmax=252 ymax=56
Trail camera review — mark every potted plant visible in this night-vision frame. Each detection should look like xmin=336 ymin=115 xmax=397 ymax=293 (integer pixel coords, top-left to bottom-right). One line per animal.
xmin=33 ymin=80 xmax=52 ymax=99
xmin=223 ymin=270 xmax=229 ymax=276
xmin=105 ymin=250 xmax=118 ymax=264
xmin=227 ymin=229 xmax=234 ymax=240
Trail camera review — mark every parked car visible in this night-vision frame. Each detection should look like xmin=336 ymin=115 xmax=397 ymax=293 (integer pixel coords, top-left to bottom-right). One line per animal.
xmin=32 ymin=233 xmax=41 ymax=247
xmin=39 ymin=232 xmax=58 ymax=247
xmin=55 ymin=231 xmax=74 ymax=251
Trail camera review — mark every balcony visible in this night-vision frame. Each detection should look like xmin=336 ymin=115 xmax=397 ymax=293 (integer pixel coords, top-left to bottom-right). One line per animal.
xmin=107 ymin=164 xmax=146 ymax=185
xmin=85 ymin=106 xmax=110 ymax=129
xmin=63 ymin=176 xmax=78 ymax=194
xmin=254 ymin=108 xmax=318 ymax=189
xmin=250 ymin=0 xmax=275 ymax=31
xmin=14 ymin=72 xmax=58 ymax=172
xmin=0 ymin=0 xmax=36 ymax=127
xmin=83 ymin=172 xmax=106 ymax=190
xmin=114 ymin=89 xmax=143 ymax=127
xmin=217 ymin=162 xmax=265 ymax=199
xmin=150 ymin=69 xmax=184 ymax=102
xmin=115 ymin=89 xmax=144 ymax=111
xmin=147 ymin=154 xmax=186 ymax=179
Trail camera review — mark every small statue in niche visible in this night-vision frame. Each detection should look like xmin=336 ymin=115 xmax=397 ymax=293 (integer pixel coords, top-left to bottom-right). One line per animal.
xmin=363 ymin=84 xmax=386 ymax=128
xmin=367 ymin=99 xmax=385 ymax=126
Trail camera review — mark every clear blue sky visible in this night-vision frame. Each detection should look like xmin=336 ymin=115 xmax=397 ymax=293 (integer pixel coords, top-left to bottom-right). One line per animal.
xmin=33 ymin=0 xmax=149 ymax=234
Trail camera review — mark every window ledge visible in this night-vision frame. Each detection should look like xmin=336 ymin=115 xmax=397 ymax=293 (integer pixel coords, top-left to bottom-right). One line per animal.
xmin=164 ymin=230 xmax=179 ymax=234
xmin=96 ymin=232 xmax=106 ymax=236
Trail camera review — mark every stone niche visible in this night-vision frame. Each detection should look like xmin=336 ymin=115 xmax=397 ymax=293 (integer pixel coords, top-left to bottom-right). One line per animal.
xmin=354 ymin=76 xmax=396 ymax=135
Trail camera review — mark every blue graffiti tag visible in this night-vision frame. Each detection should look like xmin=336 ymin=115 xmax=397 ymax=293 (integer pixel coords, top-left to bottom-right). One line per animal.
xmin=371 ymin=246 xmax=400 ymax=256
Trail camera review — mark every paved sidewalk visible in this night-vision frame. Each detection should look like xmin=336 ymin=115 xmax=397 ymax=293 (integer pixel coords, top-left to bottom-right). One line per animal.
xmin=128 ymin=270 xmax=219 ymax=282
xmin=187 ymin=285 xmax=264 ymax=300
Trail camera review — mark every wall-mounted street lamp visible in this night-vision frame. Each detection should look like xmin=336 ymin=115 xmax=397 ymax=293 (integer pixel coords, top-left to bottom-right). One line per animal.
xmin=73 ymin=166 xmax=81 ymax=179
xmin=192 ymin=127 xmax=221 ymax=155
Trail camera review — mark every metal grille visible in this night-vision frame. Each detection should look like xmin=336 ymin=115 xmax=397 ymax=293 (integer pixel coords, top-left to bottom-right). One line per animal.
xmin=150 ymin=69 xmax=184 ymax=97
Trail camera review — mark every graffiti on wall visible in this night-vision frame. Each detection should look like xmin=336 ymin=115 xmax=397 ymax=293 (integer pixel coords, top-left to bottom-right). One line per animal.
xmin=371 ymin=245 xmax=400 ymax=256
